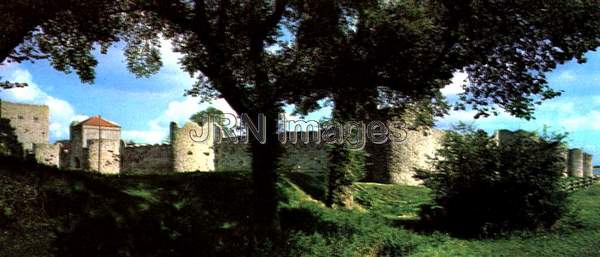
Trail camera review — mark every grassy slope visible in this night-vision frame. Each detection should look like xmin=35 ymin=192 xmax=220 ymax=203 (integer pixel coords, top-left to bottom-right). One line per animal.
xmin=349 ymin=182 xmax=600 ymax=257
xmin=282 ymin=180 xmax=600 ymax=256
xmin=2 ymin=156 xmax=600 ymax=256
xmin=0 ymin=157 xmax=254 ymax=257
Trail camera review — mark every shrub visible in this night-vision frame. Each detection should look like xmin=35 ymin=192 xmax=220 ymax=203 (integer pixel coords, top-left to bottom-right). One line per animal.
xmin=415 ymin=124 xmax=568 ymax=237
xmin=0 ymin=118 xmax=23 ymax=157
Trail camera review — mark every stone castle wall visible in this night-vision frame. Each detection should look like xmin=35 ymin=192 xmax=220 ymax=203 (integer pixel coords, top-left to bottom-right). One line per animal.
xmin=214 ymin=143 xmax=251 ymax=171
xmin=171 ymin=122 xmax=215 ymax=172
xmin=386 ymin=128 xmax=445 ymax=185
xmin=280 ymin=142 xmax=328 ymax=173
xmin=214 ymin=140 xmax=328 ymax=173
xmin=86 ymin=139 xmax=121 ymax=174
xmin=4 ymin=99 xmax=592 ymax=183
xmin=0 ymin=100 xmax=49 ymax=151
xmin=121 ymin=144 xmax=173 ymax=175
xmin=56 ymin=140 xmax=71 ymax=169
xmin=68 ymin=125 xmax=84 ymax=169
xmin=33 ymin=143 xmax=61 ymax=167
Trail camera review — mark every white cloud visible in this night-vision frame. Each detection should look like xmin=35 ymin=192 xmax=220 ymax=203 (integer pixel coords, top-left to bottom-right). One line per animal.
xmin=159 ymin=39 xmax=183 ymax=73
xmin=539 ymin=100 xmax=575 ymax=113
xmin=441 ymin=71 xmax=468 ymax=97
xmin=121 ymin=97 xmax=334 ymax=143
xmin=557 ymin=70 xmax=576 ymax=82
xmin=436 ymin=96 xmax=600 ymax=135
xmin=438 ymin=109 xmax=477 ymax=125
xmin=560 ymin=116 xmax=588 ymax=130
xmin=121 ymin=130 xmax=166 ymax=144
xmin=0 ymin=61 xmax=16 ymax=72
xmin=558 ymin=110 xmax=600 ymax=131
xmin=592 ymin=96 xmax=600 ymax=105
xmin=0 ymin=68 xmax=86 ymax=140
xmin=94 ymin=38 xmax=195 ymax=92
xmin=121 ymin=97 xmax=237 ymax=144
xmin=155 ymin=38 xmax=196 ymax=87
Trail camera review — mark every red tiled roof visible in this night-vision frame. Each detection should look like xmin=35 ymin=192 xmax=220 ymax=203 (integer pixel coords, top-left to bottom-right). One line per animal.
xmin=77 ymin=115 xmax=120 ymax=128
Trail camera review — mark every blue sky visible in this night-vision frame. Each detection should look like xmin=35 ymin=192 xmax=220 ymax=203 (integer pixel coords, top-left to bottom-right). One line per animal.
xmin=0 ymin=42 xmax=599 ymax=163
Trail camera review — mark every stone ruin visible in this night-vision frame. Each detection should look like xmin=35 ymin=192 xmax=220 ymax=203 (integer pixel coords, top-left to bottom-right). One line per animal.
xmin=0 ymin=99 xmax=594 ymax=184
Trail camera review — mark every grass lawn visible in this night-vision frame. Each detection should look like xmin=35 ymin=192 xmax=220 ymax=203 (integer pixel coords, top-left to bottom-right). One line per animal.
xmin=349 ymin=182 xmax=600 ymax=257
xmin=1 ymin=156 xmax=600 ymax=256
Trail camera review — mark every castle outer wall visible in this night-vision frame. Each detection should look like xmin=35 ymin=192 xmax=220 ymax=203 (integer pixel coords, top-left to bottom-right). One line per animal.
xmin=33 ymin=143 xmax=61 ymax=167
xmin=0 ymin=100 xmax=49 ymax=151
xmin=213 ymin=137 xmax=328 ymax=174
xmin=121 ymin=144 xmax=173 ymax=175
xmin=2 ymin=100 xmax=592 ymax=183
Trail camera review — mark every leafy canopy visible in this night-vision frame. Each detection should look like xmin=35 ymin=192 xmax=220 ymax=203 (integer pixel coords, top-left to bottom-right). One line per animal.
xmin=2 ymin=1 xmax=600 ymax=120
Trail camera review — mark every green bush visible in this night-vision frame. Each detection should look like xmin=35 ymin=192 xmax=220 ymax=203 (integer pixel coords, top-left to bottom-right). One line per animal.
xmin=415 ymin=125 xmax=569 ymax=237
xmin=0 ymin=118 xmax=23 ymax=157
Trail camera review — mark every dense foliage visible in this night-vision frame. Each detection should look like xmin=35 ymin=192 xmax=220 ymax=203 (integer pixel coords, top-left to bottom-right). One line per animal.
xmin=2 ymin=0 xmax=600 ymax=247
xmin=190 ymin=107 xmax=225 ymax=126
xmin=416 ymin=126 xmax=569 ymax=236
xmin=0 ymin=118 xmax=23 ymax=157
xmin=3 ymin=157 xmax=599 ymax=256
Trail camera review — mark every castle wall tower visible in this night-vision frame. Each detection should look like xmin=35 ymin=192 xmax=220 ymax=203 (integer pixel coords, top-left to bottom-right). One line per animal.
xmin=0 ymin=100 xmax=49 ymax=152
xmin=365 ymin=113 xmax=445 ymax=185
xmin=386 ymin=127 xmax=445 ymax=185
xmin=170 ymin=121 xmax=215 ymax=172
xmin=583 ymin=153 xmax=593 ymax=177
xmin=568 ymin=148 xmax=584 ymax=177
xmin=33 ymin=143 xmax=61 ymax=167
xmin=69 ymin=116 xmax=121 ymax=173
xmin=86 ymin=139 xmax=121 ymax=174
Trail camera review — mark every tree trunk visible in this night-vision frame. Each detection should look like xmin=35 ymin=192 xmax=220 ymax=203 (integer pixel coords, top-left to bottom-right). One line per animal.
xmin=326 ymin=99 xmax=355 ymax=209
xmin=248 ymin=111 xmax=282 ymax=252
xmin=326 ymin=142 xmax=354 ymax=208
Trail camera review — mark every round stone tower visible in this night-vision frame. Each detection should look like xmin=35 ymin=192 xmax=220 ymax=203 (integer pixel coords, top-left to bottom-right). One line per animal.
xmin=568 ymin=148 xmax=584 ymax=177
xmin=170 ymin=121 xmax=215 ymax=172
xmin=583 ymin=153 xmax=593 ymax=177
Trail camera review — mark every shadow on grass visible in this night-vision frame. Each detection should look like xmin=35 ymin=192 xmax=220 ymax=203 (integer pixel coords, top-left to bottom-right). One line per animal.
xmin=0 ymin=156 xmax=255 ymax=257
xmin=282 ymin=172 xmax=328 ymax=202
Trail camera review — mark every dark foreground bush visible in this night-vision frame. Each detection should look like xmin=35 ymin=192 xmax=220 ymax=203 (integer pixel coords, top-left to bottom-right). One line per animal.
xmin=416 ymin=126 xmax=568 ymax=237
xmin=0 ymin=118 xmax=23 ymax=157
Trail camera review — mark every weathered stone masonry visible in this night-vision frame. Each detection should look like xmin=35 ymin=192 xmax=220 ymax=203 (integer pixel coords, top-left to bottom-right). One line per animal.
xmin=365 ymin=122 xmax=445 ymax=186
xmin=2 ymin=100 xmax=594 ymax=183
xmin=0 ymin=100 xmax=49 ymax=152
xmin=121 ymin=144 xmax=173 ymax=175
xmin=33 ymin=143 xmax=61 ymax=167
xmin=213 ymin=133 xmax=328 ymax=173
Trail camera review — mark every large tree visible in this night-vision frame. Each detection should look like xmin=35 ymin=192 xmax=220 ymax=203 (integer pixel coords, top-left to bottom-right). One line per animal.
xmin=283 ymin=0 xmax=600 ymax=207
xmin=1 ymin=0 xmax=600 ymax=246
